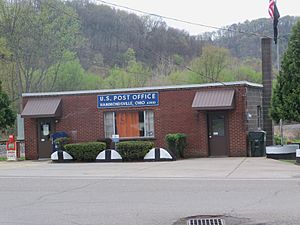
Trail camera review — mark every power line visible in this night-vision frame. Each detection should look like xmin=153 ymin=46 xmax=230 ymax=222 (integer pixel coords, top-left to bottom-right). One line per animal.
xmin=94 ymin=19 xmax=226 ymax=84
xmin=96 ymin=0 xmax=292 ymax=42
xmin=39 ymin=0 xmax=243 ymax=86
xmin=47 ymin=0 xmax=287 ymax=42
xmin=28 ymin=0 xmax=277 ymax=90
xmin=96 ymin=0 xmax=272 ymax=39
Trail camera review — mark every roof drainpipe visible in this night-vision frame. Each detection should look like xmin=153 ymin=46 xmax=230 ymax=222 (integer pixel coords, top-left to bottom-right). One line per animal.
xmin=261 ymin=37 xmax=274 ymax=146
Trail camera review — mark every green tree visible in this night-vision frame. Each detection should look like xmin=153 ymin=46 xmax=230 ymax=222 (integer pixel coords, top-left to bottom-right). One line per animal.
xmin=226 ymin=57 xmax=262 ymax=83
xmin=0 ymin=0 xmax=82 ymax=110
xmin=271 ymin=21 xmax=300 ymax=123
xmin=0 ymin=81 xmax=15 ymax=130
xmin=43 ymin=52 xmax=83 ymax=92
xmin=126 ymin=60 xmax=151 ymax=87
xmin=81 ymin=72 xmax=104 ymax=90
xmin=103 ymin=60 xmax=151 ymax=89
xmin=190 ymin=45 xmax=230 ymax=83
xmin=43 ymin=52 xmax=103 ymax=91
xmin=166 ymin=70 xmax=196 ymax=85
xmin=0 ymin=37 xmax=17 ymax=105
xmin=123 ymin=48 xmax=136 ymax=67
xmin=104 ymin=67 xmax=131 ymax=88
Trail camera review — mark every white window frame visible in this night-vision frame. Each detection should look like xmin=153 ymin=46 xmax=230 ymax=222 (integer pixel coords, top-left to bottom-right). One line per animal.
xmin=104 ymin=112 xmax=115 ymax=138
xmin=144 ymin=110 xmax=154 ymax=137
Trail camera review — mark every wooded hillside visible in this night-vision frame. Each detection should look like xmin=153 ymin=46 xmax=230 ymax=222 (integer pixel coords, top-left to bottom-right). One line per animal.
xmin=69 ymin=1 xmax=298 ymax=70
xmin=201 ymin=16 xmax=298 ymax=63
xmin=0 ymin=0 xmax=298 ymax=112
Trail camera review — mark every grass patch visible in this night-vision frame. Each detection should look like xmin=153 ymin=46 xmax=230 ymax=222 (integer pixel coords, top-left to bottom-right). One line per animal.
xmin=280 ymin=159 xmax=296 ymax=164
xmin=0 ymin=156 xmax=26 ymax=161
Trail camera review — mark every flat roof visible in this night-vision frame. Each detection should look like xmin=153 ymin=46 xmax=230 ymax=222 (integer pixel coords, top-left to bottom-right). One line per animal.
xmin=22 ymin=81 xmax=262 ymax=97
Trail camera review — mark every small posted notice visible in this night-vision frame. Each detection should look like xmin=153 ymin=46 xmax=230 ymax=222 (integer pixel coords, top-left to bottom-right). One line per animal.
xmin=7 ymin=150 xmax=17 ymax=161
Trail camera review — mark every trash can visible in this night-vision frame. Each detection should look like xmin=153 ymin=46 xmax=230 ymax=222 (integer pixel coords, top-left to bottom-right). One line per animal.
xmin=248 ymin=131 xmax=266 ymax=157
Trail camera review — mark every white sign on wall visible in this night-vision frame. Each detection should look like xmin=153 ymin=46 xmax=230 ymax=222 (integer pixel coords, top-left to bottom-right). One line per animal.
xmin=111 ymin=134 xmax=120 ymax=143
xmin=7 ymin=150 xmax=17 ymax=161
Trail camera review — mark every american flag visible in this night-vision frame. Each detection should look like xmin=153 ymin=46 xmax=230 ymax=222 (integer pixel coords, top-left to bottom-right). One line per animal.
xmin=268 ymin=0 xmax=275 ymax=18
xmin=268 ymin=0 xmax=280 ymax=44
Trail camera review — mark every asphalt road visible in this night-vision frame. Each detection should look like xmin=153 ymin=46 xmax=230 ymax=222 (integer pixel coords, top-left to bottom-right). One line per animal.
xmin=0 ymin=158 xmax=299 ymax=225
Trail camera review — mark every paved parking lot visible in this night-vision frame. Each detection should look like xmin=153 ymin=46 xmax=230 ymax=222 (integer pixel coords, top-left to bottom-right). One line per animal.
xmin=0 ymin=157 xmax=299 ymax=179
xmin=1 ymin=158 xmax=300 ymax=225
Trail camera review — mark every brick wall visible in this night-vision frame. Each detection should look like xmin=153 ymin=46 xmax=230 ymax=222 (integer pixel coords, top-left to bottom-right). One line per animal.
xmin=262 ymin=38 xmax=274 ymax=145
xmin=227 ymin=87 xmax=248 ymax=156
xmin=246 ymin=86 xmax=263 ymax=132
xmin=23 ymin=84 xmax=256 ymax=159
xmin=24 ymin=117 xmax=38 ymax=159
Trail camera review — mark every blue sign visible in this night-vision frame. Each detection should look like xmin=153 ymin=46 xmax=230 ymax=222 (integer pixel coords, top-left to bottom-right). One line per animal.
xmin=97 ymin=92 xmax=159 ymax=109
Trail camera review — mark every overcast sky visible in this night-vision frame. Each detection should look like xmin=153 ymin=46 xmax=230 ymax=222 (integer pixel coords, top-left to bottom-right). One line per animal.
xmin=99 ymin=0 xmax=300 ymax=35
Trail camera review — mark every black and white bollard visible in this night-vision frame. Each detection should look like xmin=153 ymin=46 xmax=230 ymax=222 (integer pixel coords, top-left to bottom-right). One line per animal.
xmin=51 ymin=151 xmax=73 ymax=162
xmin=144 ymin=148 xmax=175 ymax=161
xmin=266 ymin=144 xmax=298 ymax=159
xmin=96 ymin=149 xmax=122 ymax=162
xmin=296 ymin=149 xmax=300 ymax=165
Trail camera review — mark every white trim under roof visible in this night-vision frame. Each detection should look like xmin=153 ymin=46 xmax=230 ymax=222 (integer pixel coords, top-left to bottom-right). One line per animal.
xmin=22 ymin=81 xmax=262 ymax=97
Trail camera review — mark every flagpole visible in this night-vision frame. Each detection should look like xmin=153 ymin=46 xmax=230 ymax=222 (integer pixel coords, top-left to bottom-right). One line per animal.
xmin=274 ymin=0 xmax=283 ymax=145
xmin=275 ymin=0 xmax=280 ymax=72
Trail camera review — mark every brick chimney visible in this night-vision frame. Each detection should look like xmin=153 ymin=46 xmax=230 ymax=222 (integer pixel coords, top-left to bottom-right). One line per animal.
xmin=261 ymin=38 xmax=274 ymax=146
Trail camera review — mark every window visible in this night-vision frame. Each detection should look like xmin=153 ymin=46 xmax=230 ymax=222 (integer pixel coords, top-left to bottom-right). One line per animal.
xmin=104 ymin=111 xmax=154 ymax=138
xmin=257 ymin=105 xmax=262 ymax=129
xmin=211 ymin=114 xmax=225 ymax=136
xmin=104 ymin=112 xmax=115 ymax=138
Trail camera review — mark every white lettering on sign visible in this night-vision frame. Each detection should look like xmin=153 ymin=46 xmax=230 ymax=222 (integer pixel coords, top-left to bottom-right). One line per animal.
xmin=99 ymin=96 xmax=111 ymax=101
xmin=131 ymin=93 xmax=156 ymax=100
xmin=135 ymin=101 xmax=145 ymax=105
xmin=112 ymin=95 xmax=131 ymax=101
xmin=97 ymin=92 xmax=159 ymax=109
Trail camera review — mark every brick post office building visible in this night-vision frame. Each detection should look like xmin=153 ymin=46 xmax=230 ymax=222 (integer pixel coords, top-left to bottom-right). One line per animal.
xmin=21 ymin=81 xmax=263 ymax=160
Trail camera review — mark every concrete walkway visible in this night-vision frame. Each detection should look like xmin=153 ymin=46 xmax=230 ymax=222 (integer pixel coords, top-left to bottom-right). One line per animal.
xmin=0 ymin=157 xmax=299 ymax=179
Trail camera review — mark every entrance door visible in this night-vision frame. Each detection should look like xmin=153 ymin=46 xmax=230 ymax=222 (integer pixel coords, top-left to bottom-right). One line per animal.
xmin=37 ymin=118 xmax=55 ymax=158
xmin=208 ymin=112 xmax=228 ymax=156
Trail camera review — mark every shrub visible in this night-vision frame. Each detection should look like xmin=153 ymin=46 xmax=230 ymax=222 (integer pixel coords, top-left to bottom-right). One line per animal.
xmin=274 ymin=135 xmax=288 ymax=145
xmin=116 ymin=141 xmax=154 ymax=161
xmin=64 ymin=142 xmax=106 ymax=161
xmin=165 ymin=133 xmax=187 ymax=158
xmin=54 ymin=137 xmax=70 ymax=151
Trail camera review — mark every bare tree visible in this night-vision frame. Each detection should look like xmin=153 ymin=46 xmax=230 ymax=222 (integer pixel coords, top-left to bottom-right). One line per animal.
xmin=0 ymin=0 xmax=82 ymax=111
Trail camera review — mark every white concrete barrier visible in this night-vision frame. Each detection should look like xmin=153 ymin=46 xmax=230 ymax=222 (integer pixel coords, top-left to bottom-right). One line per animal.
xmin=266 ymin=145 xmax=297 ymax=159
xmin=96 ymin=149 xmax=122 ymax=162
xmin=51 ymin=151 xmax=73 ymax=161
xmin=296 ymin=149 xmax=300 ymax=164
xmin=144 ymin=148 xmax=175 ymax=161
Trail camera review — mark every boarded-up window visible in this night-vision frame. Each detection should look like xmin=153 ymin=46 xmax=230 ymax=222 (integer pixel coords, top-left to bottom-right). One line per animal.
xmin=104 ymin=111 xmax=154 ymax=138
xmin=116 ymin=112 xmax=139 ymax=137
